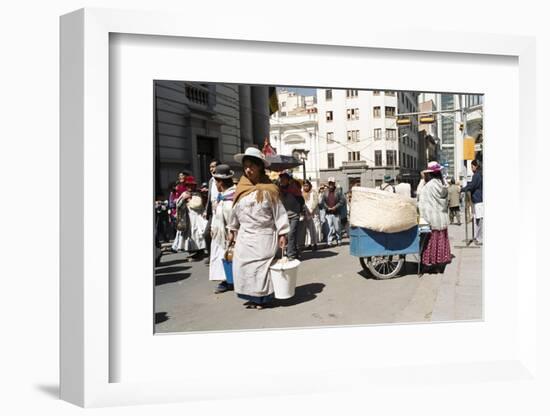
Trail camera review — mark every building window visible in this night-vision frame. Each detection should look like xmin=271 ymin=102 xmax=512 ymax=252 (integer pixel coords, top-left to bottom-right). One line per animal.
xmin=385 ymin=106 xmax=396 ymax=117
xmin=346 ymin=89 xmax=358 ymax=98
xmin=325 ymin=89 xmax=332 ymax=101
xmin=401 ymin=152 xmax=405 ymax=167
xmin=373 ymin=106 xmax=381 ymax=118
xmin=373 ymin=90 xmax=381 ymax=96
xmin=347 ymin=130 xmax=360 ymax=142
xmin=328 ymin=153 xmax=335 ymax=169
xmin=347 ymin=108 xmax=359 ymax=120
xmin=326 ymin=132 xmax=334 ymax=143
xmin=326 ymin=111 xmax=333 ymax=122
xmin=375 ymin=151 xmax=382 ymax=167
xmin=385 ymin=91 xmax=396 ymax=96
xmin=348 ymin=151 xmax=360 ymax=161
xmin=386 ymin=128 xmax=396 ymax=140
xmin=281 ymin=102 xmax=286 ymax=108
xmin=374 ymin=128 xmax=382 ymax=140
xmin=386 ymin=150 xmax=397 ymax=167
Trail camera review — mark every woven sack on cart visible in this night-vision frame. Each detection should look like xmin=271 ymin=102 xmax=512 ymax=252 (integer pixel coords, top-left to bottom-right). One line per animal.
xmin=350 ymin=186 xmax=417 ymax=233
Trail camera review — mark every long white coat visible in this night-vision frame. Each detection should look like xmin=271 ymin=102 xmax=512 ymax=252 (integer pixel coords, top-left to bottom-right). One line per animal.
xmin=227 ymin=191 xmax=290 ymax=298
xmin=418 ymin=179 xmax=449 ymax=231
xmin=208 ymin=186 xmax=235 ymax=282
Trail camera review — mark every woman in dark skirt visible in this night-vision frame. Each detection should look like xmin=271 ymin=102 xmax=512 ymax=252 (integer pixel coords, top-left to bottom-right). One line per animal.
xmin=418 ymin=161 xmax=452 ymax=273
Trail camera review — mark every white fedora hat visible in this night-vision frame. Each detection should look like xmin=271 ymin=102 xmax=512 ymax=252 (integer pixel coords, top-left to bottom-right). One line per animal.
xmin=234 ymin=147 xmax=270 ymax=167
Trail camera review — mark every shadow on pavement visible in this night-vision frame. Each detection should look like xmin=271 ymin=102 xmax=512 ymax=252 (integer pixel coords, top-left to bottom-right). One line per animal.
xmin=299 ymin=250 xmax=339 ymax=261
xmin=155 ymin=272 xmax=191 ymax=286
xmin=155 ymin=312 xmax=169 ymax=324
xmin=275 ymin=283 xmax=325 ymax=307
xmin=356 ymin=260 xmax=423 ymax=280
xmin=154 ymin=265 xmax=191 ymax=274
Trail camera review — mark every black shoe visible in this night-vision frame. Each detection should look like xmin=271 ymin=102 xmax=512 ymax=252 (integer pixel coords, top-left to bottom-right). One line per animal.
xmin=214 ymin=282 xmax=230 ymax=294
xmin=312 ymin=244 xmax=318 ymax=252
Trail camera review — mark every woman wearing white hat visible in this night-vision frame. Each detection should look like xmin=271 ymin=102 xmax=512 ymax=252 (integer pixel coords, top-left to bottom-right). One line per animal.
xmin=227 ymin=147 xmax=290 ymax=309
xmin=417 ymin=161 xmax=452 ymax=273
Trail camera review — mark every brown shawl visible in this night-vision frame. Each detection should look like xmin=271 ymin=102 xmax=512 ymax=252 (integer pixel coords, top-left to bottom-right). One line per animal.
xmin=233 ymin=174 xmax=280 ymax=206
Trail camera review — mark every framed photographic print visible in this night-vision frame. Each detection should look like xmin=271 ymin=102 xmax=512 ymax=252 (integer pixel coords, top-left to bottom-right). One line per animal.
xmin=60 ymin=7 xmax=539 ymax=408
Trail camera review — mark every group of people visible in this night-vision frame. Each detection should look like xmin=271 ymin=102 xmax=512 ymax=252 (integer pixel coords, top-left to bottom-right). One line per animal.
xmin=156 ymin=146 xmax=483 ymax=308
xmin=154 ymin=163 xmax=222 ymax=261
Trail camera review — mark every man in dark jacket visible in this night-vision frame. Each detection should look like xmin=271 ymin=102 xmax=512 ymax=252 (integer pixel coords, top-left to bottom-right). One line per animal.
xmin=278 ymin=171 xmax=305 ymax=260
xmin=320 ymin=177 xmax=346 ymax=246
xmin=461 ymin=160 xmax=483 ymax=244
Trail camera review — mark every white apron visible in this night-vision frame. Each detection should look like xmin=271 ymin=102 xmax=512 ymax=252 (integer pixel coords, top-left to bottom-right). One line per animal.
xmin=208 ymin=186 xmax=235 ymax=282
xmin=227 ymin=191 xmax=290 ymax=297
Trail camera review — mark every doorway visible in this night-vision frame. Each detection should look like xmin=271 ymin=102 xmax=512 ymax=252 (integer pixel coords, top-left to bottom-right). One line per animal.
xmin=196 ymin=136 xmax=217 ymax=184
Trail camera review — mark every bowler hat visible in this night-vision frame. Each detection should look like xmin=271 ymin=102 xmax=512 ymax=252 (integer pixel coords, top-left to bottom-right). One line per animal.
xmin=212 ymin=164 xmax=234 ymax=179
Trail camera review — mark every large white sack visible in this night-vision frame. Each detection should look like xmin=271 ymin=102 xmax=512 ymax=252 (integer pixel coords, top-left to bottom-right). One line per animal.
xmin=350 ymin=186 xmax=417 ymax=233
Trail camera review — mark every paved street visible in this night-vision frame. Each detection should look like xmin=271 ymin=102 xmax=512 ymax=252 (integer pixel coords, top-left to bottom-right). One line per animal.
xmin=154 ymin=222 xmax=481 ymax=333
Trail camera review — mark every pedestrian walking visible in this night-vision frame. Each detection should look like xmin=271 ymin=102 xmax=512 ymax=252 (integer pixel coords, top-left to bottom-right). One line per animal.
xmin=208 ymin=164 xmax=236 ymax=294
xmin=227 ymin=147 xmax=289 ymax=310
xmin=183 ymin=176 xmax=208 ymax=257
xmin=338 ymin=185 xmax=349 ymax=239
xmin=171 ymin=188 xmax=191 ymax=253
xmin=379 ymin=175 xmax=396 ymax=192
xmin=318 ymin=184 xmax=328 ymax=243
xmin=461 ymin=160 xmax=483 ymax=245
xmin=202 ymin=159 xmax=220 ymax=265
xmin=278 ymin=171 xmax=305 ymax=260
xmin=320 ymin=177 xmax=345 ymax=246
xmin=395 ymin=174 xmax=412 ymax=198
xmin=302 ymin=179 xmax=320 ymax=251
xmin=415 ymin=171 xmax=426 ymax=200
xmin=447 ymin=178 xmax=462 ymax=225
xmin=418 ymin=161 xmax=452 ymax=273
xmin=154 ymin=194 xmax=170 ymax=243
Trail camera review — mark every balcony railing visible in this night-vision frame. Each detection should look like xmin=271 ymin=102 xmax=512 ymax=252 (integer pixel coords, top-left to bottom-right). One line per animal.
xmin=185 ymin=84 xmax=210 ymax=106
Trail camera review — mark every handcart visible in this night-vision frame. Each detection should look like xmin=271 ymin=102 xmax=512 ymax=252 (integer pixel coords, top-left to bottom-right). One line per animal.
xmin=350 ymin=225 xmax=430 ymax=279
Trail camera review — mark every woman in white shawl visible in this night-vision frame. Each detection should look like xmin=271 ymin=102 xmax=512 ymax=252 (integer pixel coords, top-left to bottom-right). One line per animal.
xmin=208 ymin=164 xmax=236 ymax=294
xmin=227 ymin=147 xmax=290 ymax=309
xmin=418 ymin=161 xmax=452 ymax=273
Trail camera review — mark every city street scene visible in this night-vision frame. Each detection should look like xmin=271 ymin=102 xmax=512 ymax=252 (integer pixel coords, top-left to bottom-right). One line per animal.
xmin=153 ymin=82 xmax=483 ymax=333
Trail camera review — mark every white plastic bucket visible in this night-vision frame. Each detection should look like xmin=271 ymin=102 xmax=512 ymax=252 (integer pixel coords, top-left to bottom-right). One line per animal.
xmin=270 ymin=259 xmax=300 ymax=299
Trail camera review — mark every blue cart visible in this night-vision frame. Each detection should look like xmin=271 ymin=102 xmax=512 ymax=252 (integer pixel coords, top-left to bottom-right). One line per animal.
xmin=350 ymin=225 xmax=429 ymax=279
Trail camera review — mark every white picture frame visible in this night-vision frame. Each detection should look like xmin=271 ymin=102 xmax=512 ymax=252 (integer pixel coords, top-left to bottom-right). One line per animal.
xmin=60 ymin=7 xmax=540 ymax=408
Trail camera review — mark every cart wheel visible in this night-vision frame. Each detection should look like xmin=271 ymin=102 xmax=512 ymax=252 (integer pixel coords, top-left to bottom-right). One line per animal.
xmin=367 ymin=255 xmax=404 ymax=279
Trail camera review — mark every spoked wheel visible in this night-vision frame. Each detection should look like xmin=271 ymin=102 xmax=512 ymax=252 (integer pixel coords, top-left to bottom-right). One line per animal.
xmin=363 ymin=255 xmax=405 ymax=279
